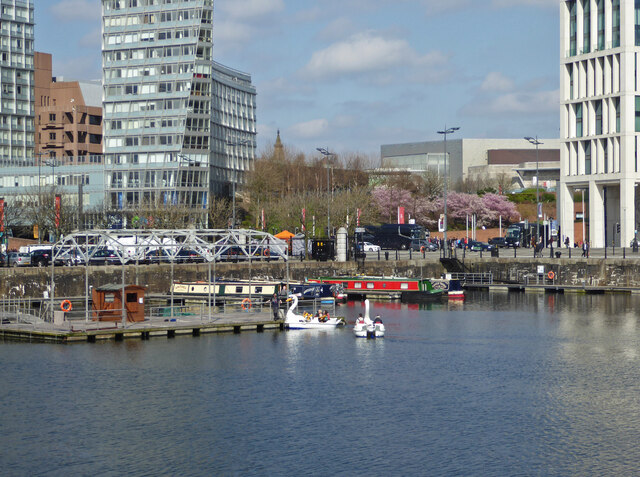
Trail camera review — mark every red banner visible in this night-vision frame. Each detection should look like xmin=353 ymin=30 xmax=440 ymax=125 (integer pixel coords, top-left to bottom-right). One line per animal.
xmin=302 ymin=208 xmax=306 ymax=232
xmin=55 ymin=194 xmax=61 ymax=229
xmin=397 ymin=206 xmax=405 ymax=224
xmin=261 ymin=208 xmax=265 ymax=231
xmin=0 ymin=198 xmax=4 ymax=232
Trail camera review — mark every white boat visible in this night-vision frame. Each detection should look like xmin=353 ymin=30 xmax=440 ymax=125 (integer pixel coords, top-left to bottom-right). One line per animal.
xmin=284 ymin=294 xmax=345 ymax=330
xmin=353 ymin=299 xmax=385 ymax=338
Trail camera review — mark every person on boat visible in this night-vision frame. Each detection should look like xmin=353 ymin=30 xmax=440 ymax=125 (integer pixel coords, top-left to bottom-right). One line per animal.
xmin=356 ymin=313 xmax=365 ymax=324
xmin=271 ymin=293 xmax=280 ymax=321
xmin=374 ymin=315 xmax=383 ymax=324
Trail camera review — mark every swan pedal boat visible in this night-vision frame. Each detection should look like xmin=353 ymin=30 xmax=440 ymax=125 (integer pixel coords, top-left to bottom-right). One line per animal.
xmin=284 ymin=295 xmax=346 ymax=329
xmin=354 ymin=299 xmax=385 ymax=338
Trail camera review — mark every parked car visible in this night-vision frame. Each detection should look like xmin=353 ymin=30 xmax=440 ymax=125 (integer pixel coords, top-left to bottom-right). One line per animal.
xmin=410 ymin=239 xmax=437 ymax=252
xmin=362 ymin=242 xmax=381 ymax=252
xmin=8 ymin=252 xmax=31 ymax=267
xmin=57 ymin=249 xmax=85 ymax=266
xmin=488 ymin=237 xmax=507 ymax=248
xmin=468 ymin=241 xmax=495 ymax=252
xmin=30 ymin=248 xmax=52 ymax=267
xmin=88 ymin=248 xmax=120 ymax=265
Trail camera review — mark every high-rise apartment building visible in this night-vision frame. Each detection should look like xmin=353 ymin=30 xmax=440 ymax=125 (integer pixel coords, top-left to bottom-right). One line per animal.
xmin=102 ymin=0 xmax=256 ymax=224
xmin=559 ymin=0 xmax=639 ymax=247
xmin=0 ymin=0 xmax=34 ymax=163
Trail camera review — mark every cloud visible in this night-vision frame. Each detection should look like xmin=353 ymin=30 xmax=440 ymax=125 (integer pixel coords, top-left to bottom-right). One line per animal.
xmin=217 ymin=0 xmax=285 ymax=20
xmin=480 ymin=72 xmax=515 ymax=93
xmin=491 ymin=0 xmax=557 ymax=7
xmin=49 ymin=0 xmax=100 ymax=22
xmin=80 ymin=27 xmax=102 ymax=49
xmin=289 ymin=119 xmax=329 ymax=139
xmin=300 ymin=31 xmax=450 ymax=84
xmin=462 ymin=89 xmax=559 ymax=117
xmin=53 ymin=56 xmax=102 ymax=81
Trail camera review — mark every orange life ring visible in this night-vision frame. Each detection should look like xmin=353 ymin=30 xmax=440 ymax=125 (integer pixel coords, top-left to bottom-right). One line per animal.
xmin=60 ymin=300 xmax=72 ymax=312
xmin=241 ymin=298 xmax=252 ymax=310
xmin=547 ymin=271 xmax=555 ymax=280
xmin=263 ymin=248 xmax=270 ymax=257
xmin=420 ymin=246 xmax=425 ymax=253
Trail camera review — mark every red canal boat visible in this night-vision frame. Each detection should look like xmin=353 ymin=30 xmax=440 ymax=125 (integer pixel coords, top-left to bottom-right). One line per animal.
xmin=310 ymin=276 xmax=445 ymax=302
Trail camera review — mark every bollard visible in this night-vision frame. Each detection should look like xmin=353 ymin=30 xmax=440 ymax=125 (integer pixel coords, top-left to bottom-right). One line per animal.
xmin=409 ymin=248 xmax=412 ymax=260
xmin=624 ymin=247 xmax=626 ymax=259
xmin=422 ymin=249 xmax=425 ymax=259
xmin=513 ymin=246 xmax=517 ymax=258
xmin=396 ymin=250 xmax=398 ymax=260
xmin=378 ymin=250 xmax=380 ymax=260
xmin=385 ymin=251 xmax=389 ymax=261
xmin=569 ymin=247 xmax=571 ymax=258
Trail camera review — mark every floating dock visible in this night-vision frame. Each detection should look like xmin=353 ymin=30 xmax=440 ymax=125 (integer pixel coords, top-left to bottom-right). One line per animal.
xmin=0 ymin=311 xmax=283 ymax=344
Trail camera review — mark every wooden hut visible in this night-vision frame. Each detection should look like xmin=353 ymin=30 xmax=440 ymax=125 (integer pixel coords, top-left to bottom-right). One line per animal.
xmin=91 ymin=284 xmax=146 ymax=322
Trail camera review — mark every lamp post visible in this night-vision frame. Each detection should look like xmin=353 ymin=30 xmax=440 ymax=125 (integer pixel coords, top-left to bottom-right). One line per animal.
xmin=316 ymin=147 xmax=334 ymax=238
xmin=436 ymin=126 xmax=459 ymax=254
xmin=44 ymin=159 xmax=59 ymax=242
xmin=35 ymin=152 xmax=49 ymax=243
xmin=525 ymin=136 xmax=543 ymax=245
xmin=226 ymin=139 xmax=250 ymax=229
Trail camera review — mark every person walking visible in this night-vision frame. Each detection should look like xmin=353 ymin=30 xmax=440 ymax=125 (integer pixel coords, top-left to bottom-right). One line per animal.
xmin=271 ymin=293 xmax=280 ymax=321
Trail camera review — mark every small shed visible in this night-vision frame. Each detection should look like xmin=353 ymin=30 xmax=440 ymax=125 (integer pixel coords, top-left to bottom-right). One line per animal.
xmin=92 ymin=284 xmax=146 ymax=322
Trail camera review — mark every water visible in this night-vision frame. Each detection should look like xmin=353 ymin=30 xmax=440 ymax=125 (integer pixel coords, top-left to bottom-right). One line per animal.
xmin=3 ymin=291 xmax=640 ymax=476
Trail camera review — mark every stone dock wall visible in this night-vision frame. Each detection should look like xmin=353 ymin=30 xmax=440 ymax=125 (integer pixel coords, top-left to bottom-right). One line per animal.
xmin=2 ymin=257 xmax=640 ymax=298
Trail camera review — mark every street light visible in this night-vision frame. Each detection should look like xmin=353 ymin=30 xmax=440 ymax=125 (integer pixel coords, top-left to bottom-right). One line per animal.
xmin=35 ymin=152 xmax=50 ymax=243
xmin=525 ymin=136 xmax=543 ymax=245
xmin=226 ymin=138 xmax=250 ymax=228
xmin=436 ymin=126 xmax=459 ymax=254
xmin=316 ymin=147 xmax=334 ymax=238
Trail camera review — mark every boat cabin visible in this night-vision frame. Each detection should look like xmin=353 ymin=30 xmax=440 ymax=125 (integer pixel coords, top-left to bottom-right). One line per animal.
xmin=92 ymin=284 xmax=146 ymax=322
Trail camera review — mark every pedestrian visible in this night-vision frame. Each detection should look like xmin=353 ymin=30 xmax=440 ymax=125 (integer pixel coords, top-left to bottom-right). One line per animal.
xmin=582 ymin=241 xmax=587 ymax=257
xmin=271 ymin=293 xmax=280 ymax=321
xmin=564 ymin=236 xmax=570 ymax=249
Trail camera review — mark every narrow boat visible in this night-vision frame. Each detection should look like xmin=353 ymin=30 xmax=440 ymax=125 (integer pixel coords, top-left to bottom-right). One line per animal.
xmin=284 ymin=294 xmax=346 ymax=330
xmin=171 ymin=280 xmax=341 ymax=304
xmin=353 ymin=299 xmax=385 ymax=338
xmin=310 ymin=276 xmax=444 ymax=302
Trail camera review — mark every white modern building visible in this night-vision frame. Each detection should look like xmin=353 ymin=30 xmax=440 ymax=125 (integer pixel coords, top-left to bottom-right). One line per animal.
xmin=559 ymin=0 xmax=638 ymax=247
xmin=0 ymin=0 xmax=34 ymax=163
xmin=380 ymin=139 xmax=560 ymax=191
xmin=101 ymin=0 xmax=256 ymax=225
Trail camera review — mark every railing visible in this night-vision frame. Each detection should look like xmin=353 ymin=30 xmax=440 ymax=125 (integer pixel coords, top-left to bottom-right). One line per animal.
xmin=449 ymin=272 xmax=493 ymax=285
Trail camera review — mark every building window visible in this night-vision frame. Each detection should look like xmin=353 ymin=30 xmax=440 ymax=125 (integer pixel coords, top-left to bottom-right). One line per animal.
xmin=576 ymin=103 xmax=583 ymax=137
xmin=613 ymin=0 xmax=620 ymax=48
xmin=596 ymin=100 xmax=603 ymax=135
xmin=636 ymin=0 xmax=640 ymax=46
xmin=585 ymin=142 xmax=591 ymax=175
xmin=635 ymin=96 xmax=640 ymax=132
xmin=597 ymin=0 xmax=605 ymax=50
xmin=615 ymin=97 xmax=620 ymax=132
xmin=570 ymin=1 xmax=577 ymax=56
xmin=583 ymin=0 xmax=590 ymax=53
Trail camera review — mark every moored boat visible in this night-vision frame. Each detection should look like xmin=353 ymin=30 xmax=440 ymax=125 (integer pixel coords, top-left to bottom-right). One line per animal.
xmin=310 ymin=276 xmax=444 ymax=302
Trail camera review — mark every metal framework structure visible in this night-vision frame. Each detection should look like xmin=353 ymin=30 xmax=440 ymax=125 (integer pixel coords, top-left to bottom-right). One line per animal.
xmin=53 ymin=228 xmax=288 ymax=264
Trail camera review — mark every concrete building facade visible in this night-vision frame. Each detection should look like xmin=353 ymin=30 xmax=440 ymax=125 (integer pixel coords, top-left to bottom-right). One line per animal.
xmin=380 ymin=139 xmax=561 ymax=192
xmin=35 ymin=52 xmax=103 ymax=164
xmin=559 ymin=0 xmax=639 ymax=247
xmin=0 ymin=0 xmax=34 ymax=163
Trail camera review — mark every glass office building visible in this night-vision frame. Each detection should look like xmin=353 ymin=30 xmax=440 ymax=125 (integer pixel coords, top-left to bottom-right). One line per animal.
xmin=102 ymin=0 xmax=255 ymax=223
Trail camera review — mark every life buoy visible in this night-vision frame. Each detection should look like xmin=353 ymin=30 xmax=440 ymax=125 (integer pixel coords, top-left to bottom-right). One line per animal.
xmin=241 ymin=298 xmax=252 ymax=310
xmin=547 ymin=271 xmax=555 ymax=280
xmin=420 ymin=246 xmax=425 ymax=253
xmin=263 ymin=248 xmax=270 ymax=257
xmin=60 ymin=300 xmax=72 ymax=312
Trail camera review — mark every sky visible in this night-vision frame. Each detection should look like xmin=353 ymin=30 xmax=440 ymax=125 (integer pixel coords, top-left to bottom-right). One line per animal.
xmin=36 ymin=0 xmax=560 ymax=159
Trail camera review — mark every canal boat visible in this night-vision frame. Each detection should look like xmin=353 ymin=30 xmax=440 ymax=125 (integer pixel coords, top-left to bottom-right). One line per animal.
xmin=284 ymin=294 xmax=346 ymax=330
xmin=171 ymin=280 xmax=341 ymax=304
xmin=354 ymin=299 xmax=384 ymax=338
xmin=310 ymin=276 xmax=444 ymax=302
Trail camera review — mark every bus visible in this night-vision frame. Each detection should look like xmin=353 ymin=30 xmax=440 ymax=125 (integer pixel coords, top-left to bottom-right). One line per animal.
xmin=357 ymin=223 xmax=429 ymax=250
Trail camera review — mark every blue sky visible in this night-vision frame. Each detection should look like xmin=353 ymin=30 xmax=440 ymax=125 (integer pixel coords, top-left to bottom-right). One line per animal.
xmin=36 ymin=0 xmax=560 ymax=159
